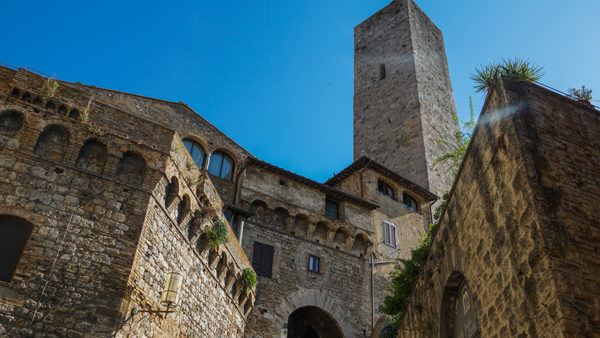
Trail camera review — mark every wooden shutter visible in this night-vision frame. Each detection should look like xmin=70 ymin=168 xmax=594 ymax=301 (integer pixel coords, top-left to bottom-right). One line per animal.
xmin=252 ymin=242 xmax=274 ymax=277
xmin=383 ymin=222 xmax=390 ymax=245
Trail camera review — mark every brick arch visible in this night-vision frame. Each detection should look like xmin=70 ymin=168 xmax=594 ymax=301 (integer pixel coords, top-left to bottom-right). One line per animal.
xmin=75 ymin=138 xmax=108 ymax=174
xmin=0 ymin=109 xmax=25 ymax=138
xmin=271 ymin=289 xmax=354 ymax=337
xmin=34 ymin=124 xmax=70 ymax=162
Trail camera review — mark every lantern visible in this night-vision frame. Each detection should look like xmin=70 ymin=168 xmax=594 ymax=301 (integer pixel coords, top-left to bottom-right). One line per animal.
xmin=160 ymin=271 xmax=184 ymax=309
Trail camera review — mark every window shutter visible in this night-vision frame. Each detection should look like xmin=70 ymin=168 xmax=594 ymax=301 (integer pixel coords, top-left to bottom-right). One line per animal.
xmin=383 ymin=222 xmax=390 ymax=245
xmin=391 ymin=224 xmax=397 ymax=247
xmin=252 ymin=242 xmax=274 ymax=277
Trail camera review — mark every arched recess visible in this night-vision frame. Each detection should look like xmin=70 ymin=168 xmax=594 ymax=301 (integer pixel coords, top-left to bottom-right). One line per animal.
xmin=0 ymin=215 xmax=34 ymax=282
xmin=440 ymin=272 xmax=479 ymax=338
xmin=332 ymin=228 xmax=350 ymax=250
xmin=272 ymin=207 xmax=290 ymax=228
xmin=34 ymin=124 xmax=70 ymax=161
xmin=292 ymin=214 xmax=309 ymax=237
xmin=0 ymin=110 xmax=25 ymax=138
xmin=313 ymin=222 xmax=330 ymax=243
xmin=249 ymin=200 xmax=269 ymax=225
xmin=272 ymin=289 xmax=354 ymax=338
xmin=351 ymin=233 xmax=371 ymax=258
xmin=116 ymin=151 xmax=146 ymax=185
xmin=75 ymin=139 xmax=108 ymax=174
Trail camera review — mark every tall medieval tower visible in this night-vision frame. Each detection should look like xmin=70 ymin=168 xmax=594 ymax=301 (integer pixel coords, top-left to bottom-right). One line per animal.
xmin=353 ymin=0 xmax=459 ymax=197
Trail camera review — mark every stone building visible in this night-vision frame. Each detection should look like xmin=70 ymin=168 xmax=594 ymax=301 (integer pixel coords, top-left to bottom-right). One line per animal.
xmin=396 ymin=79 xmax=600 ymax=338
xmin=1 ymin=0 xmax=598 ymax=337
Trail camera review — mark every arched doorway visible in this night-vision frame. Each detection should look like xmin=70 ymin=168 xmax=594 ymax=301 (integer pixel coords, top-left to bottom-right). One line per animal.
xmin=440 ymin=272 xmax=479 ymax=338
xmin=285 ymin=306 xmax=344 ymax=338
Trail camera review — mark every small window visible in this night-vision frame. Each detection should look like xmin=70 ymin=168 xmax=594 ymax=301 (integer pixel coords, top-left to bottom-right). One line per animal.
xmin=325 ymin=198 xmax=339 ymax=220
xmin=380 ymin=63 xmax=386 ymax=80
xmin=378 ymin=179 xmax=395 ymax=200
xmin=208 ymin=151 xmax=234 ymax=181
xmin=383 ymin=221 xmax=397 ymax=248
xmin=223 ymin=207 xmax=235 ymax=225
xmin=279 ymin=178 xmax=287 ymax=187
xmin=307 ymin=255 xmax=320 ymax=273
xmin=252 ymin=242 xmax=274 ymax=278
xmin=183 ymin=138 xmax=206 ymax=168
xmin=403 ymin=193 xmax=419 ymax=211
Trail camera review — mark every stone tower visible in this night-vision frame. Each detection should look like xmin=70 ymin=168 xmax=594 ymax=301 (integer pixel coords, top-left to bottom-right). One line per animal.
xmin=353 ymin=0 xmax=459 ymax=196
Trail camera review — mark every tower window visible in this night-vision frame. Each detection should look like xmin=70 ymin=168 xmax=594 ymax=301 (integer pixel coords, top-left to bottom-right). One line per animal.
xmin=252 ymin=242 xmax=274 ymax=278
xmin=325 ymin=198 xmax=339 ymax=220
xmin=380 ymin=63 xmax=386 ymax=80
xmin=377 ymin=179 xmax=395 ymax=200
xmin=183 ymin=138 xmax=207 ymax=168
xmin=208 ymin=151 xmax=234 ymax=181
xmin=307 ymin=255 xmax=320 ymax=273
xmin=383 ymin=221 xmax=397 ymax=248
xmin=403 ymin=193 xmax=419 ymax=211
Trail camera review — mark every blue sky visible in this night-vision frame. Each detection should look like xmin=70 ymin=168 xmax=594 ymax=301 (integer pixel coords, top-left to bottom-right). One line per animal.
xmin=2 ymin=0 xmax=598 ymax=182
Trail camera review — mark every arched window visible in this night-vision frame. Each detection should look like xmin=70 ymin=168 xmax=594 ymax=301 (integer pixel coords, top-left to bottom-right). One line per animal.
xmin=0 ymin=215 xmax=34 ymax=281
xmin=34 ymin=124 xmax=70 ymax=161
xmin=377 ymin=179 xmax=395 ymax=200
xmin=208 ymin=151 xmax=234 ymax=181
xmin=183 ymin=138 xmax=206 ymax=168
xmin=403 ymin=192 xmax=419 ymax=211
xmin=75 ymin=139 xmax=108 ymax=174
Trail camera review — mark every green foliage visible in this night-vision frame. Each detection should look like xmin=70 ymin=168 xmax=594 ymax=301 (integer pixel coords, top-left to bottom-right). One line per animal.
xmin=42 ymin=77 xmax=60 ymax=99
xmin=568 ymin=85 xmax=593 ymax=101
xmin=206 ymin=219 xmax=229 ymax=250
xmin=433 ymin=97 xmax=476 ymax=176
xmin=380 ymin=223 xmax=438 ymax=328
xmin=242 ymin=268 xmax=258 ymax=290
xmin=87 ymin=125 xmax=104 ymax=137
xmin=471 ymin=57 xmax=544 ymax=93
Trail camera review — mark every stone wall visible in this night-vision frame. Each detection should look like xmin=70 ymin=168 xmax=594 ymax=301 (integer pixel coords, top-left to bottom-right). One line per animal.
xmin=0 ymin=68 xmax=255 ymax=337
xmin=116 ymin=138 xmax=255 ymax=337
xmin=396 ymin=79 xmax=600 ymax=337
xmin=239 ymin=164 xmax=375 ymax=337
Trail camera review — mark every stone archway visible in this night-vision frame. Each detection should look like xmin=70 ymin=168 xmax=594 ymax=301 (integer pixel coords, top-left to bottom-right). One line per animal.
xmin=272 ymin=289 xmax=354 ymax=337
xmin=286 ymin=306 xmax=343 ymax=338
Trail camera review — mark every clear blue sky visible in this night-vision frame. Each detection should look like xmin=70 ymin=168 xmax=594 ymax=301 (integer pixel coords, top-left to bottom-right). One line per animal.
xmin=2 ymin=0 xmax=598 ymax=182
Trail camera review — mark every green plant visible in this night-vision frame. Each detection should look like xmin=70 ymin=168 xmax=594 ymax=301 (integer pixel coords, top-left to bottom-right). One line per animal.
xmin=206 ymin=219 xmax=229 ymax=250
xmin=87 ymin=125 xmax=104 ymax=137
xmin=380 ymin=223 xmax=438 ymax=328
xmin=471 ymin=58 xmax=544 ymax=93
xmin=433 ymin=97 xmax=476 ymax=176
xmin=42 ymin=77 xmax=60 ymax=99
xmin=568 ymin=85 xmax=593 ymax=101
xmin=241 ymin=268 xmax=258 ymax=290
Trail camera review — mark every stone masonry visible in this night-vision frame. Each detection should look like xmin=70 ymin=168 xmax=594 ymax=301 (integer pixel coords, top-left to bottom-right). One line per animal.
xmin=397 ymin=79 xmax=600 ymax=337
xmin=2 ymin=1 xmax=596 ymax=337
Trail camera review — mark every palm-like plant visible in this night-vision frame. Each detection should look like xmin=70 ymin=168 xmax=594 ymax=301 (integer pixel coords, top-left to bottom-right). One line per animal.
xmin=471 ymin=58 xmax=544 ymax=93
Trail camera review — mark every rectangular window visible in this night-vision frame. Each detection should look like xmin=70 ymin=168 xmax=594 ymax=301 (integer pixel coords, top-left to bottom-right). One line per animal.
xmin=252 ymin=242 xmax=274 ymax=277
xmin=325 ymin=198 xmax=339 ymax=219
xmin=308 ymin=255 xmax=320 ymax=273
xmin=383 ymin=221 xmax=397 ymax=248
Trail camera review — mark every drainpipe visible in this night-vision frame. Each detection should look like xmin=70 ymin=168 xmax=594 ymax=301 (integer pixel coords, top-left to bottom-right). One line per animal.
xmin=370 ymin=251 xmax=375 ymax=331
xmin=238 ymin=220 xmax=245 ymax=244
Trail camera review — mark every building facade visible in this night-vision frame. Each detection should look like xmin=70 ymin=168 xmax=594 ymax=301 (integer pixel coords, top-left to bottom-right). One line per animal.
xmin=1 ymin=0 xmax=597 ymax=337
